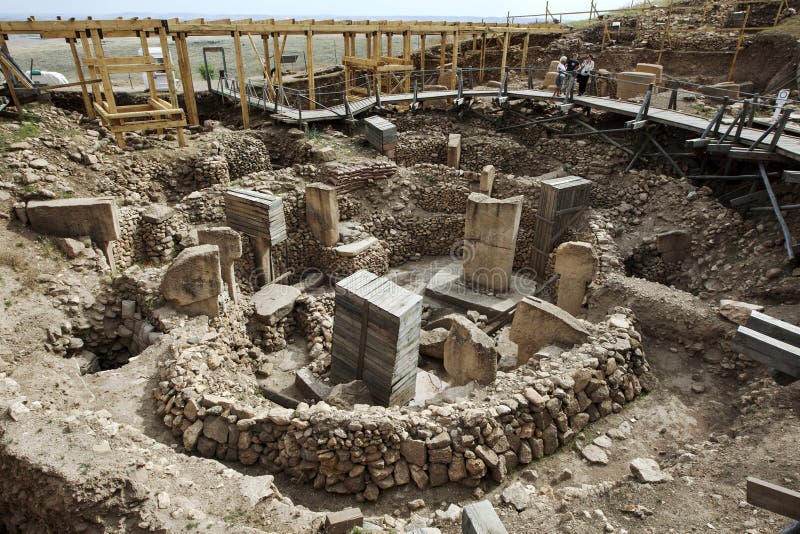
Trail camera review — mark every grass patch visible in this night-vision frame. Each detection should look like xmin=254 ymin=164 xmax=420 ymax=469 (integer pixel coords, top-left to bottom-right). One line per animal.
xmin=12 ymin=121 xmax=41 ymax=142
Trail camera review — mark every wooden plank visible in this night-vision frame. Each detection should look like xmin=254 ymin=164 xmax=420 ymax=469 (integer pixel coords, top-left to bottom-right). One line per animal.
xmin=67 ymin=38 xmax=95 ymax=119
xmin=232 ymin=31 xmax=250 ymax=129
xmin=747 ymin=478 xmax=800 ymax=520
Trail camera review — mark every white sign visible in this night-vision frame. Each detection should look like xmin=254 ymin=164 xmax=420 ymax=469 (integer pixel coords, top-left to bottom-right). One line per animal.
xmin=772 ymin=88 xmax=790 ymax=123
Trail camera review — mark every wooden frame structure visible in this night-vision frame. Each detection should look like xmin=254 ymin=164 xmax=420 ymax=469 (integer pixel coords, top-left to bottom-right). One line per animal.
xmin=0 ymin=17 xmax=564 ymax=132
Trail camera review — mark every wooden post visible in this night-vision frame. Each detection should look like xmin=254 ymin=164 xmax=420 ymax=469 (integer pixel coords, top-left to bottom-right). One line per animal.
xmin=157 ymin=26 xmax=186 ymax=146
xmin=386 ymin=32 xmax=393 ymax=57
xmin=0 ymin=35 xmax=23 ymax=118
xmin=479 ymin=32 xmax=487 ymax=82
xmin=472 ymin=33 xmax=478 ymax=51
xmin=365 ymin=32 xmax=372 ymax=58
xmin=67 ymin=37 xmax=94 ymax=119
xmin=500 ymin=28 xmax=509 ymax=75
xmin=343 ymin=32 xmax=350 ymax=95
xmin=402 ymin=31 xmax=411 ymax=92
xmin=79 ymin=32 xmax=103 ymax=108
xmin=174 ymin=33 xmax=199 ymax=126
xmin=420 ymin=34 xmax=426 ymax=72
xmin=272 ymin=32 xmax=283 ymax=88
xmin=439 ymin=32 xmax=447 ymax=79
xmin=138 ymin=31 xmax=158 ymax=98
xmin=521 ymin=32 xmax=530 ymax=68
xmin=450 ymin=31 xmax=458 ymax=90
xmin=261 ymin=34 xmax=270 ymax=73
xmin=232 ymin=30 xmax=250 ymax=129
xmin=89 ymin=29 xmax=125 ymax=147
xmin=306 ymin=30 xmax=315 ymax=110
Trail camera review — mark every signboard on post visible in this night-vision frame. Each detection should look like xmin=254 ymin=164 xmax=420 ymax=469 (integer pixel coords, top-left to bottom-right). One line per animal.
xmin=772 ymin=88 xmax=790 ymax=123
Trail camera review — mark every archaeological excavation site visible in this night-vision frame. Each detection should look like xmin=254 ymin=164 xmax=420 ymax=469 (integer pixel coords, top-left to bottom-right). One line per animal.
xmin=1 ymin=1 xmax=800 ymax=533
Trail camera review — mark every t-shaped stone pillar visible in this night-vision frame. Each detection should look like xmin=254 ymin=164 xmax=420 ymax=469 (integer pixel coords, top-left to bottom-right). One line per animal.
xmin=480 ymin=165 xmax=496 ymax=197
xmin=447 ymin=133 xmax=462 ymax=169
xmin=462 ymin=192 xmax=523 ymax=293
xmin=305 ymin=182 xmax=340 ymax=247
xmin=197 ymin=226 xmax=243 ymax=303
xmin=553 ymin=241 xmax=596 ymax=315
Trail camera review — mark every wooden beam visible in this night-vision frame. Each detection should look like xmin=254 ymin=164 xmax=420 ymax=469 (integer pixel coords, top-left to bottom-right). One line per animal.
xmin=138 ymin=32 xmax=159 ymax=100
xmin=420 ymin=34 xmax=426 ymax=72
xmin=479 ymin=32 xmax=487 ymax=82
xmin=521 ymin=32 xmax=530 ymax=68
xmin=0 ymin=35 xmax=24 ymax=118
xmin=747 ymin=478 xmax=800 ymax=520
xmin=67 ymin=37 xmax=94 ymax=118
xmin=174 ymin=33 xmax=199 ymax=126
xmin=500 ymin=28 xmax=509 ymax=74
xmin=306 ymin=30 xmax=315 ymax=110
xmin=232 ymin=30 xmax=250 ymax=129
xmin=402 ymin=31 xmax=411 ymax=92
xmin=88 ymin=29 xmax=125 ymax=146
xmin=450 ymin=31 xmax=458 ymax=90
xmin=272 ymin=32 xmax=283 ymax=88
xmin=439 ymin=31 xmax=446 ymax=78
xmin=156 ymin=25 xmax=186 ymax=146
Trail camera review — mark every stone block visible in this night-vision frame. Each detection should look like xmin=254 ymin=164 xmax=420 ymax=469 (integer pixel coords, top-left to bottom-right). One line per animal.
xmin=306 ymin=183 xmax=340 ymax=247
xmin=616 ymin=71 xmax=656 ymax=100
xmin=461 ymin=500 xmax=509 ymax=534
xmin=447 ymin=133 xmax=462 ymax=169
xmin=509 ymin=296 xmax=589 ymax=361
xmin=161 ymin=244 xmax=223 ymax=317
xmin=656 ymin=229 xmax=691 ymax=263
xmin=142 ymin=204 xmax=175 ymax=224
xmin=635 ymin=63 xmax=663 ymax=85
xmin=443 ymin=315 xmax=497 ymax=386
xmin=420 ymin=327 xmax=449 ymax=359
xmin=542 ymin=71 xmax=558 ymax=89
xmin=27 ymin=197 xmax=120 ymax=242
xmin=553 ymin=241 xmax=596 ymax=315
xmin=463 ymin=193 xmax=523 ymax=293
xmin=480 ymin=165 xmax=496 ymax=196
xmin=324 ymin=507 xmax=363 ymax=534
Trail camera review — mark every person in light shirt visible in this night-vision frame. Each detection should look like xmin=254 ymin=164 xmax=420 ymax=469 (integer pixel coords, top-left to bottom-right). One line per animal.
xmin=578 ymin=54 xmax=595 ymax=96
xmin=552 ymin=56 xmax=567 ymax=97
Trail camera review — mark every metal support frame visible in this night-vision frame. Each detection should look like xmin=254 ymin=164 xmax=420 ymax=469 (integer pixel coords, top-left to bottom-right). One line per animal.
xmin=758 ymin=161 xmax=795 ymax=260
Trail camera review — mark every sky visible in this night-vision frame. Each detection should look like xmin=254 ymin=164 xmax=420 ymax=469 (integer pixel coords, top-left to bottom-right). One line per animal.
xmin=0 ymin=0 xmax=632 ymax=19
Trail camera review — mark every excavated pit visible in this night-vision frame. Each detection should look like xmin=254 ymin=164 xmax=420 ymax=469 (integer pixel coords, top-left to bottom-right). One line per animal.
xmin=1 ymin=95 xmax=799 ymax=533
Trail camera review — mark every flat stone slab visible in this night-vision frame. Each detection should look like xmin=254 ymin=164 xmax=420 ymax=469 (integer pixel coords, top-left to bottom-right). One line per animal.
xmin=424 ymin=263 xmax=532 ymax=317
xmin=252 ymin=284 xmax=301 ymax=324
xmin=334 ymin=236 xmax=378 ymax=257
xmin=27 ymin=197 xmax=119 ymax=242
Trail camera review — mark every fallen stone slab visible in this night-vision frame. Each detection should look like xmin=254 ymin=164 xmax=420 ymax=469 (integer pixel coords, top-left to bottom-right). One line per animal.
xmin=294 ymin=368 xmax=332 ymax=401
xmin=462 ymin=500 xmax=509 ymax=534
xmin=420 ymin=328 xmax=449 ymax=359
xmin=324 ymin=507 xmax=363 ymax=534
xmin=629 ymin=457 xmax=672 ymax=483
xmin=334 ymin=236 xmax=378 ymax=257
xmin=252 ymin=284 xmax=301 ymax=325
xmin=509 ymin=296 xmax=589 ymax=362
xmin=718 ymin=299 xmax=764 ymax=326
xmin=425 ymin=263 xmax=528 ymax=317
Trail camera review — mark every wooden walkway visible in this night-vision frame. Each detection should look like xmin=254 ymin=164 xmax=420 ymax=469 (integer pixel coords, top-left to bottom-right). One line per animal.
xmin=213 ymin=84 xmax=800 ymax=162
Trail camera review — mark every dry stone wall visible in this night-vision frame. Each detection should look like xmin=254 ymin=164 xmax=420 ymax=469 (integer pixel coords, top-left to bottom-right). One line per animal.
xmin=152 ymin=307 xmax=653 ymax=501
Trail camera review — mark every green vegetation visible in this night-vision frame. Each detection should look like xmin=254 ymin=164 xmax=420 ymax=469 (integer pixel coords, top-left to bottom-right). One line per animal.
xmin=13 ymin=121 xmax=41 ymax=141
xmin=198 ymin=64 xmax=217 ymax=80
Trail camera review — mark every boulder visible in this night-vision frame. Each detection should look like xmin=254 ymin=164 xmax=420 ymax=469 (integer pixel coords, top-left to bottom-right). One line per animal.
xmin=141 ymin=204 xmax=175 ymax=224
xmin=252 ymin=284 xmax=301 ymax=325
xmin=629 ymin=457 xmax=672 ymax=483
xmin=54 ymin=237 xmax=85 ymax=259
xmin=656 ymin=230 xmax=691 ymax=263
xmin=718 ymin=299 xmax=763 ymax=325
xmin=462 ymin=500 xmax=509 ymax=534
xmin=325 ymin=380 xmax=373 ymax=409
xmin=443 ymin=315 xmax=497 ymax=386
xmin=553 ymin=241 xmax=596 ymax=315
xmin=509 ymin=297 xmax=589 ymax=362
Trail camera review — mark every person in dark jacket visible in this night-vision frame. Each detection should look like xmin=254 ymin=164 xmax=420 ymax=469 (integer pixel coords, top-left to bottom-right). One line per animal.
xmin=577 ymin=54 xmax=595 ymax=96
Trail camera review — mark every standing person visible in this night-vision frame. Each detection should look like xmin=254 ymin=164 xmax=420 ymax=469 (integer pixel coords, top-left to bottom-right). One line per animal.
xmin=578 ymin=54 xmax=595 ymax=96
xmin=552 ymin=56 xmax=567 ymax=97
